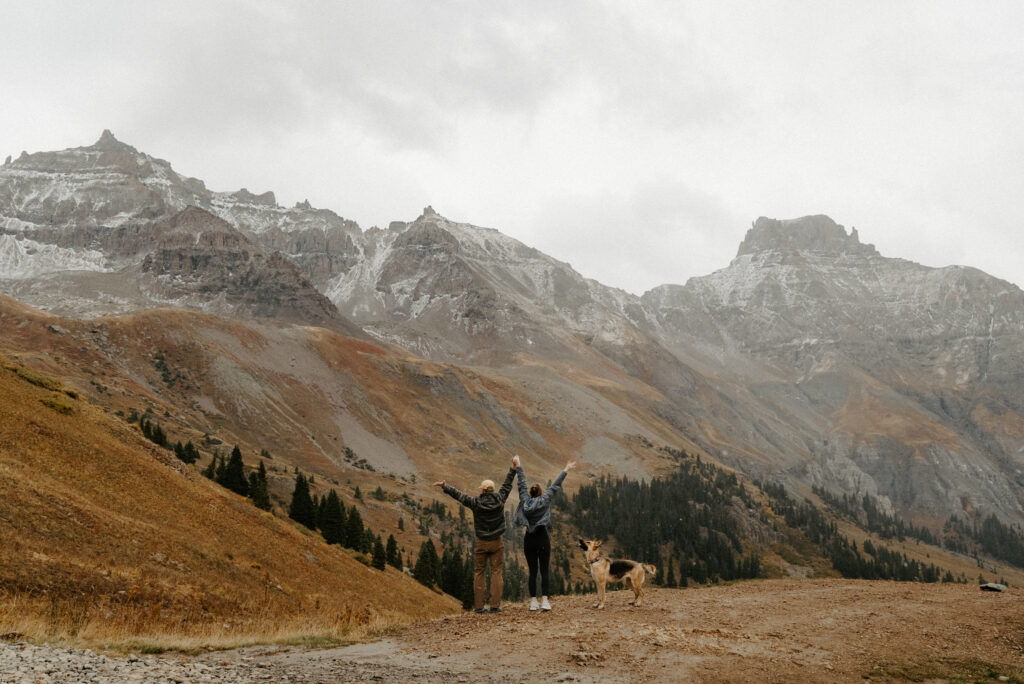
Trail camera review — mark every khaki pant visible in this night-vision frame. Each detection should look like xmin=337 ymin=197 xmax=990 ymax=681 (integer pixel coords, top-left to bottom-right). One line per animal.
xmin=473 ymin=537 xmax=504 ymax=610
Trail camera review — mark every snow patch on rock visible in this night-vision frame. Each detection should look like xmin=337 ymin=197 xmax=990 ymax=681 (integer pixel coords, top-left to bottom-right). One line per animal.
xmin=0 ymin=234 xmax=110 ymax=278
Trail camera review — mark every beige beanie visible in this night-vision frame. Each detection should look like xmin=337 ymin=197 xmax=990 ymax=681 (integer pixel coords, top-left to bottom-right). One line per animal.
xmin=480 ymin=479 xmax=495 ymax=492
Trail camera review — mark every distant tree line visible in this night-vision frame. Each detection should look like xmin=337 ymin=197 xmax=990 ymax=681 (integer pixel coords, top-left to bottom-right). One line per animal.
xmin=138 ymin=414 xmax=168 ymax=448
xmin=811 ymin=483 xmax=1024 ymax=571
xmin=202 ymin=445 xmax=271 ymax=510
xmin=136 ymin=413 xmax=204 ymax=468
xmin=812 ymin=485 xmax=937 ymax=545
xmin=287 ymin=470 xmax=394 ymax=571
xmin=944 ymin=514 xmax=1024 ymax=569
xmin=568 ymin=453 xmax=762 ymax=586
xmin=761 ymin=482 xmax=952 ymax=583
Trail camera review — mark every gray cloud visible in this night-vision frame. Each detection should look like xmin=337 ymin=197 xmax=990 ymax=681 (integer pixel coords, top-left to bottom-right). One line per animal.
xmin=2 ymin=1 xmax=1023 ymax=293
xmin=532 ymin=180 xmax=747 ymax=294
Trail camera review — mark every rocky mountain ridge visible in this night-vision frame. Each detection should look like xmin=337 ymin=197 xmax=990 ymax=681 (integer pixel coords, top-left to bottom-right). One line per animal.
xmin=137 ymin=206 xmax=345 ymax=327
xmin=2 ymin=132 xmax=1023 ymax=528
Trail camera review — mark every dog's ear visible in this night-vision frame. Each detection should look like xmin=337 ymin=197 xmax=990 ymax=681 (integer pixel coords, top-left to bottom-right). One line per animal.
xmin=577 ymin=538 xmax=587 ymax=550
xmin=595 ymin=540 xmax=604 ymax=548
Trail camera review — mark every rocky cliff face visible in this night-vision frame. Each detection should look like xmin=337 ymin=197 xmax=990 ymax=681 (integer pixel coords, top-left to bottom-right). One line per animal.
xmin=138 ymin=207 xmax=343 ymax=327
xmin=736 ymin=215 xmax=879 ymax=257
xmin=0 ymin=130 xmax=363 ymax=283
xmin=641 ymin=216 xmax=1024 ymax=522
xmin=3 ymin=133 xmax=1023 ymax=528
xmin=320 ymin=206 xmax=646 ymax=364
xmin=0 ymin=133 xmax=358 ymax=330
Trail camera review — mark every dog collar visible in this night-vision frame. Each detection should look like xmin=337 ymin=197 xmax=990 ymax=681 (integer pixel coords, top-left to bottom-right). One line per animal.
xmin=589 ymin=556 xmax=602 ymax=564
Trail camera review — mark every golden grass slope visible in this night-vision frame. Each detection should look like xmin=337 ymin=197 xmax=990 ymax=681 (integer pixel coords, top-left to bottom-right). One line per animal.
xmin=0 ymin=354 xmax=457 ymax=650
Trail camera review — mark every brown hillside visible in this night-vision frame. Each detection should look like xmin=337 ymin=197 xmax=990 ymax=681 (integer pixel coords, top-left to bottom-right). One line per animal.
xmin=0 ymin=352 xmax=458 ymax=649
xmin=0 ymin=293 xmax=699 ymax=511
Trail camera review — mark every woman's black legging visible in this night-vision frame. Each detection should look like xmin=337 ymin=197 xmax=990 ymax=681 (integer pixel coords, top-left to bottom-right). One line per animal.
xmin=523 ymin=525 xmax=551 ymax=598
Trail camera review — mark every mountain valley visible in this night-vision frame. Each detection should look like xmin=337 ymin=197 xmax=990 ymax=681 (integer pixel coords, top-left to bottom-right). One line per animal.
xmin=2 ymin=132 xmax=1024 ymax=664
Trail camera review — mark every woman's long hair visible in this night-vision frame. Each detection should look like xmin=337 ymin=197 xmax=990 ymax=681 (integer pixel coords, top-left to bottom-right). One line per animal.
xmin=529 ymin=483 xmax=542 ymax=497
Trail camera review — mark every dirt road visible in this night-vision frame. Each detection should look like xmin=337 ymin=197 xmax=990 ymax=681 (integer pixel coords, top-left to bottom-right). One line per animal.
xmin=193 ymin=579 xmax=1024 ymax=683
xmin=5 ymin=579 xmax=1022 ymax=683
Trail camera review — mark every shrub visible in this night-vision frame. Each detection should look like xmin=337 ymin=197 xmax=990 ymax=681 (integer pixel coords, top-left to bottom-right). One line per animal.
xmin=347 ymin=550 xmax=371 ymax=566
xmin=40 ymin=395 xmax=75 ymax=415
xmin=11 ymin=366 xmax=63 ymax=391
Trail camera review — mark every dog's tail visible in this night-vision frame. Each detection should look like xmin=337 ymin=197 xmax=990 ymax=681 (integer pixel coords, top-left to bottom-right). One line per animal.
xmin=642 ymin=563 xmax=657 ymax=576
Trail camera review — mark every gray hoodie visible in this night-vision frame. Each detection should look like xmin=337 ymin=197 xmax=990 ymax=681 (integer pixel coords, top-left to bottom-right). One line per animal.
xmin=513 ymin=466 xmax=567 ymax=534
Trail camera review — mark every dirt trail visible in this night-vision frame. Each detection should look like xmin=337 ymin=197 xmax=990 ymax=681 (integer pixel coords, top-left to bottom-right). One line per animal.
xmin=184 ymin=579 xmax=1024 ymax=683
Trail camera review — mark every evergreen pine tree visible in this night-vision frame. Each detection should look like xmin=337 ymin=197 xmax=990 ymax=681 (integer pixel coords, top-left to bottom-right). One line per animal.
xmin=201 ymin=453 xmax=217 ymax=479
xmin=461 ymin=553 xmax=475 ymax=609
xmin=214 ymin=452 xmax=227 ymax=485
xmin=320 ymin=490 xmax=345 ymax=545
xmin=372 ymin=536 xmax=387 ymax=570
xmin=249 ymin=460 xmax=272 ymax=511
xmin=398 ymin=517 xmax=405 ymax=531
xmin=314 ymin=494 xmax=325 ymax=530
xmin=386 ymin=534 xmax=401 ymax=569
xmin=222 ymin=445 xmax=249 ymax=496
xmin=413 ymin=540 xmax=440 ymax=588
xmin=502 ymin=559 xmax=526 ymax=601
xmin=440 ymin=546 xmax=464 ymax=599
xmin=152 ymin=423 xmax=167 ymax=448
xmin=337 ymin=499 xmax=348 ymax=539
xmin=361 ymin=528 xmax=375 ymax=554
xmin=288 ymin=472 xmax=317 ymax=529
xmin=344 ymin=507 xmax=364 ymax=550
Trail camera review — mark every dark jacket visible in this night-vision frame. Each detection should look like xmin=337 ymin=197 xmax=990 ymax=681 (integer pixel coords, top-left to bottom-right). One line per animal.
xmin=514 ymin=466 xmax=567 ymax=533
xmin=442 ymin=467 xmax=516 ymax=540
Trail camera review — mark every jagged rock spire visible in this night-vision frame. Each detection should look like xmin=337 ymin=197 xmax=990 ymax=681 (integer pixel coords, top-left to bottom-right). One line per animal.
xmin=736 ymin=215 xmax=878 ymax=257
xmin=93 ymin=129 xmax=132 ymax=151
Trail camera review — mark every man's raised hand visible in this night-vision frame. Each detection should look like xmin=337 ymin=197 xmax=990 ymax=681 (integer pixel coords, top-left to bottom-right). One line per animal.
xmin=433 ymin=480 xmax=445 ymax=488
xmin=565 ymin=460 xmax=577 ymax=472
xmin=512 ymin=454 xmax=521 ymax=468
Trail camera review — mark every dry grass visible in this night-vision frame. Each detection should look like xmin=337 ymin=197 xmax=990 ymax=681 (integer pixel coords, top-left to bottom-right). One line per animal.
xmin=0 ymin=596 xmax=416 ymax=653
xmin=0 ymin=352 xmax=458 ymax=650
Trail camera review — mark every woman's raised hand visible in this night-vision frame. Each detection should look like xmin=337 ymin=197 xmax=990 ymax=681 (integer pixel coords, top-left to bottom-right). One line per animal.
xmin=433 ymin=480 xmax=446 ymax=488
xmin=512 ymin=454 xmax=521 ymax=468
xmin=565 ymin=460 xmax=577 ymax=472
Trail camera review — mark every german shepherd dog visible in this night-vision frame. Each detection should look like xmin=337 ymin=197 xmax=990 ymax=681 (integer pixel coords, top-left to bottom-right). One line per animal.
xmin=578 ymin=539 xmax=656 ymax=609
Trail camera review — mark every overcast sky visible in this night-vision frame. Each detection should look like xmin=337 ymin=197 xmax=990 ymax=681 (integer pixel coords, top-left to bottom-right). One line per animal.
xmin=2 ymin=1 xmax=1022 ymax=294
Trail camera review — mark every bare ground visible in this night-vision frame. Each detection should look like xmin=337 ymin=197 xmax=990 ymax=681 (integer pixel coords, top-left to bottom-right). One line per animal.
xmin=178 ymin=579 xmax=1024 ymax=683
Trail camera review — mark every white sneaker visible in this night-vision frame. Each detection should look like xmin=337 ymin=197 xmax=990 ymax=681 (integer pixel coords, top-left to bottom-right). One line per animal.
xmin=529 ymin=598 xmax=539 ymax=611
xmin=541 ymin=597 xmax=552 ymax=611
